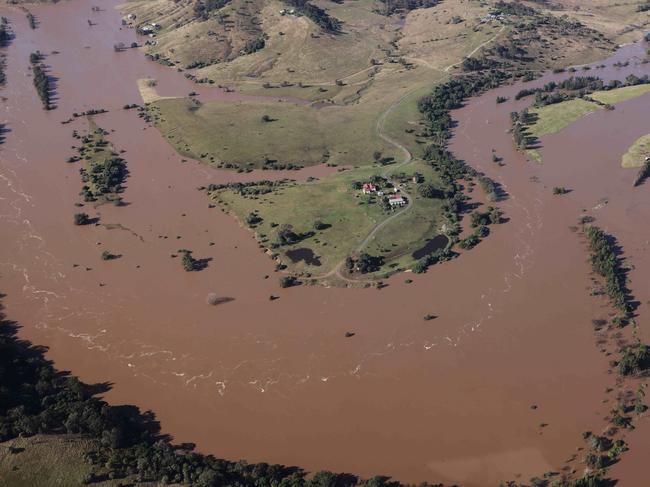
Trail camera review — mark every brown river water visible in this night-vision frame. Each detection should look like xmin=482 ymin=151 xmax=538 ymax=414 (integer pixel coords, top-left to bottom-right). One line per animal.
xmin=0 ymin=1 xmax=649 ymax=485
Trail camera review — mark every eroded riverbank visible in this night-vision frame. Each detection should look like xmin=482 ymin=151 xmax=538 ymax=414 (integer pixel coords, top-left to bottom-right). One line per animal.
xmin=0 ymin=1 xmax=648 ymax=485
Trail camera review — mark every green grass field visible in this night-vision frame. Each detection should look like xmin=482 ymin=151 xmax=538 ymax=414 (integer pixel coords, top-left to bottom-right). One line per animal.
xmin=0 ymin=436 xmax=96 ymax=487
xmin=529 ymin=85 xmax=650 ymax=140
xmin=622 ymin=134 xmax=650 ymax=169
xmin=211 ymin=166 xmax=385 ymax=274
xmin=528 ymin=98 xmax=599 ymax=138
xmin=591 ymin=83 xmax=650 ymax=106
xmin=209 ymin=160 xmax=447 ymax=277
xmin=0 ymin=435 xmax=165 ymax=487
xmin=148 ymin=98 xmax=400 ymax=168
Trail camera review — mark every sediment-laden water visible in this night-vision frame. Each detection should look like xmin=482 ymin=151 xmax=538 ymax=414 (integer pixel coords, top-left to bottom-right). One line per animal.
xmin=0 ymin=2 xmax=648 ymax=485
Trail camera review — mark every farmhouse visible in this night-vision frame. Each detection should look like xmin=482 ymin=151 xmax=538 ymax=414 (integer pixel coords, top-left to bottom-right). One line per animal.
xmin=388 ymin=195 xmax=406 ymax=207
xmin=362 ymin=183 xmax=377 ymax=194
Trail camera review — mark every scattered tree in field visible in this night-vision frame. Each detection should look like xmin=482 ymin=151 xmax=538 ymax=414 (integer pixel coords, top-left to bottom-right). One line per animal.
xmin=276 ymin=224 xmax=299 ymax=246
xmin=345 ymin=253 xmax=384 ymax=274
xmin=313 ymin=220 xmax=328 ymax=230
xmin=246 ymin=212 xmax=262 ymax=227
xmin=279 ymin=275 xmax=297 ymax=288
xmin=242 ymin=36 xmax=266 ymax=55
xmin=417 ymin=183 xmax=440 ymax=199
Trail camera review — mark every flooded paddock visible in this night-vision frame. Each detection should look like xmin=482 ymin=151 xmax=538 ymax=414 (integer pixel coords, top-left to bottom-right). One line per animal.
xmin=0 ymin=1 xmax=649 ymax=485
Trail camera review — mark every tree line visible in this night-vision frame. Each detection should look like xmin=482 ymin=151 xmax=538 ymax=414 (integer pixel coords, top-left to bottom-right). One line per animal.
xmin=515 ymin=75 xmax=650 ymax=107
xmin=415 ymin=72 xmax=507 ymax=271
xmin=378 ymin=0 xmax=440 ymax=15
xmin=29 ymin=52 xmax=51 ymax=110
xmin=585 ymin=226 xmax=631 ymax=315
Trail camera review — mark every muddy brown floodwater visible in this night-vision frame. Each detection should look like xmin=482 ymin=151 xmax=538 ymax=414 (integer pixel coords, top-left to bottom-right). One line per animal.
xmin=1 ymin=1 xmax=649 ymax=485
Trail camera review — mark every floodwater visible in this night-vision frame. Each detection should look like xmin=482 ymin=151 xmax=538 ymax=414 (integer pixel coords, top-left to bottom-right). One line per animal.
xmin=0 ymin=1 xmax=649 ymax=485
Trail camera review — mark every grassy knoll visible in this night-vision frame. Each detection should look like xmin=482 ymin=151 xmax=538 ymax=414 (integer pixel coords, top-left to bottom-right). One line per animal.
xmin=198 ymin=0 xmax=389 ymax=85
xmin=622 ymin=134 xmax=650 ymax=168
xmin=0 ymin=435 xmax=154 ymax=487
xmin=119 ymin=0 xmax=267 ymax=69
xmin=591 ymin=83 xmax=650 ymax=105
xmin=148 ymin=97 xmax=400 ymax=168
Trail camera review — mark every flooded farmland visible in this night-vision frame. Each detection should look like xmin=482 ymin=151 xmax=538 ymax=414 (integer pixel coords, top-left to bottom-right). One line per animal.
xmin=0 ymin=1 xmax=649 ymax=485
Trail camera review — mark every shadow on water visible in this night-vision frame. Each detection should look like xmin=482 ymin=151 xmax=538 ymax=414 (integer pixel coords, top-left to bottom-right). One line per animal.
xmin=0 ymin=292 xmax=361 ymax=484
xmin=42 ymin=64 xmax=59 ymax=110
xmin=0 ymin=124 xmax=9 ymax=145
xmin=0 ymin=18 xmax=15 ymax=48
xmin=0 ymin=290 xmax=172 ymax=443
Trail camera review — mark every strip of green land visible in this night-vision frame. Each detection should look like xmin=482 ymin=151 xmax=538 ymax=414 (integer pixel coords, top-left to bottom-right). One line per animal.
xmin=622 ymin=134 xmax=650 ymax=168
xmin=591 ymin=83 xmax=650 ymax=105
xmin=525 ymin=84 xmax=650 ymax=162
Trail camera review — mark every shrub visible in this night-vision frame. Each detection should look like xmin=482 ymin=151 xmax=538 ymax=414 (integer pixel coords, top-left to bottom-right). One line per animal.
xmin=101 ymin=250 xmax=116 ymax=261
xmin=73 ymin=213 xmax=90 ymax=225
xmin=279 ymin=276 xmax=297 ymax=288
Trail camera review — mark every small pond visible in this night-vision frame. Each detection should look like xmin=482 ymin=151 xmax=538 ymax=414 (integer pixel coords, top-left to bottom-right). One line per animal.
xmin=285 ymin=248 xmax=322 ymax=266
xmin=411 ymin=235 xmax=449 ymax=260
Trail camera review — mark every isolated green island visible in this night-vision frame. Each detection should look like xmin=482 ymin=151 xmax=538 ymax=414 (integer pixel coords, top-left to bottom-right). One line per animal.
xmin=622 ymin=134 xmax=650 ymax=168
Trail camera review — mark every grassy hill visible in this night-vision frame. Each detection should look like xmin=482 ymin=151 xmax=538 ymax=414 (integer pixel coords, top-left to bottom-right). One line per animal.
xmin=122 ymin=0 xmax=648 ymax=282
